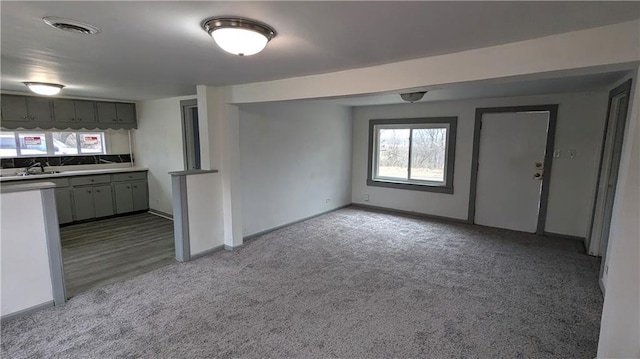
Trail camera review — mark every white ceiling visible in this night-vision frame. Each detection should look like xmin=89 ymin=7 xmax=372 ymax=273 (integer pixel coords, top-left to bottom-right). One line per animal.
xmin=2 ymin=1 xmax=639 ymax=101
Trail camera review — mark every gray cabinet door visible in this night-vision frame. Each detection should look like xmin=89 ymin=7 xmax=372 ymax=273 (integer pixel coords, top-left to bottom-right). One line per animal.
xmin=93 ymin=184 xmax=114 ymax=218
xmin=74 ymin=101 xmax=96 ymax=124
xmin=131 ymin=180 xmax=148 ymax=211
xmin=115 ymin=103 xmax=136 ymax=124
xmin=52 ymin=99 xmax=76 ymax=123
xmin=113 ymin=182 xmax=134 ymax=214
xmin=1 ymin=95 xmax=28 ymax=121
xmin=26 ymin=97 xmax=52 ymax=122
xmin=96 ymin=102 xmax=118 ymax=124
xmin=55 ymin=188 xmax=74 ymax=224
xmin=73 ymin=187 xmax=95 ymax=221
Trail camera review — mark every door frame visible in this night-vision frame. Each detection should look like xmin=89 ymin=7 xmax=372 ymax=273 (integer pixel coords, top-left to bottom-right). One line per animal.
xmin=179 ymin=99 xmax=201 ymax=170
xmin=587 ymin=79 xmax=632 ymax=261
xmin=468 ymin=105 xmax=559 ymax=235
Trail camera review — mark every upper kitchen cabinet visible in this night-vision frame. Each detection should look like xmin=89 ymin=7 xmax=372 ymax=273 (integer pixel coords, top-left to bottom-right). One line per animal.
xmin=52 ymin=99 xmax=97 ymax=128
xmin=1 ymin=94 xmax=137 ymax=130
xmin=1 ymin=95 xmax=52 ymax=127
xmin=97 ymin=102 xmax=137 ymax=126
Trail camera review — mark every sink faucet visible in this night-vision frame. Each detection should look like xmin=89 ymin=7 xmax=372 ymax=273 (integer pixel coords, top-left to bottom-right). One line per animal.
xmin=26 ymin=162 xmax=45 ymax=173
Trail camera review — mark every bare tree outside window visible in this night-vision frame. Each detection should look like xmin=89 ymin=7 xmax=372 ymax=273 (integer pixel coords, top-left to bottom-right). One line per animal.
xmin=378 ymin=129 xmax=409 ymax=179
xmin=410 ymin=128 xmax=446 ymax=182
xmin=368 ymin=117 xmax=457 ymax=193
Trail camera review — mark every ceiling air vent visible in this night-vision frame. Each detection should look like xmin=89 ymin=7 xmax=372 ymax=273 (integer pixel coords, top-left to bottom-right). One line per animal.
xmin=43 ymin=17 xmax=101 ymax=35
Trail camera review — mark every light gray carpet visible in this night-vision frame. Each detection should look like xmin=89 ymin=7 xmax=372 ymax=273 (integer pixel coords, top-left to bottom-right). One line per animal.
xmin=1 ymin=207 xmax=602 ymax=358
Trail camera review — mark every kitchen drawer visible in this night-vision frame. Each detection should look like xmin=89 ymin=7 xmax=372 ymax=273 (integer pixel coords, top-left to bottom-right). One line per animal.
xmin=70 ymin=175 xmax=111 ymax=186
xmin=112 ymin=171 xmax=146 ymax=182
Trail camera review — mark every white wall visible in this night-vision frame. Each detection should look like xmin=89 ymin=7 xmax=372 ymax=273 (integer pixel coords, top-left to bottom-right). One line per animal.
xmin=239 ymin=101 xmax=352 ymax=237
xmin=134 ymin=95 xmax=194 ymax=215
xmin=597 ymin=73 xmax=640 ymax=359
xmin=104 ymin=129 xmax=131 ymax=154
xmin=352 ymin=91 xmax=608 ymax=238
xmin=0 ymin=190 xmax=53 ymax=316
xmin=186 ymin=172 xmax=224 ymax=255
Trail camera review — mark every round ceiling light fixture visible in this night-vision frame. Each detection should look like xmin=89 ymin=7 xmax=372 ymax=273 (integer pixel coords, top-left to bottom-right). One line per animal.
xmin=202 ymin=17 xmax=276 ymax=56
xmin=43 ymin=16 xmax=101 ymax=35
xmin=400 ymin=91 xmax=428 ymax=103
xmin=23 ymin=82 xmax=65 ymax=96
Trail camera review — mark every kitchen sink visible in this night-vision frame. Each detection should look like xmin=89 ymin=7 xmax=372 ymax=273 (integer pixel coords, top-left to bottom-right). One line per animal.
xmin=29 ymin=171 xmax=63 ymax=175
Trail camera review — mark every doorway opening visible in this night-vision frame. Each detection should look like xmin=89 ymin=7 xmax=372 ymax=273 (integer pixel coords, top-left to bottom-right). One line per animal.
xmin=180 ymin=99 xmax=201 ymax=171
xmin=468 ymin=105 xmax=558 ymax=234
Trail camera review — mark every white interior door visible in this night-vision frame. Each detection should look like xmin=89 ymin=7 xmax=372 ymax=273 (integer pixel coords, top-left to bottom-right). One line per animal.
xmin=475 ymin=112 xmax=549 ymax=233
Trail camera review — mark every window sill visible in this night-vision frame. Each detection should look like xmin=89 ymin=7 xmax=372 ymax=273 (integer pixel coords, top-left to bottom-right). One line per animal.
xmin=366 ymin=179 xmax=454 ymax=194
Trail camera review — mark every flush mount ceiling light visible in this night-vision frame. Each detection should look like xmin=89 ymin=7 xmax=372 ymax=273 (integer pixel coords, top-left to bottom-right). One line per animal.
xmin=43 ymin=16 xmax=102 ymax=35
xmin=202 ymin=17 xmax=276 ymax=56
xmin=400 ymin=91 xmax=428 ymax=103
xmin=23 ymin=82 xmax=65 ymax=96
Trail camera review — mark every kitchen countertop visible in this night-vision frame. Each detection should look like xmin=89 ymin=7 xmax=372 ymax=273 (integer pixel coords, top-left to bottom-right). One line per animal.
xmin=0 ymin=167 xmax=148 ymax=182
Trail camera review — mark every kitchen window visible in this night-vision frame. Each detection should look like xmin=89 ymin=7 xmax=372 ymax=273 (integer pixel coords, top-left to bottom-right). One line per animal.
xmin=367 ymin=117 xmax=457 ymax=193
xmin=0 ymin=130 xmax=106 ymax=157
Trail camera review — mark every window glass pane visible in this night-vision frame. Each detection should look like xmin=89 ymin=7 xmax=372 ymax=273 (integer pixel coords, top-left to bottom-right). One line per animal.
xmin=0 ymin=132 xmax=17 ymax=158
xmin=377 ymin=128 xmax=410 ymax=179
xmin=79 ymin=133 xmax=104 ymax=154
xmin=410 ymin=128 xmax=447 ymax=182
xmin=52 ymin=132 xmax=79 ymax=155
xmin=18 ymin=133 xmax=47 ymax=156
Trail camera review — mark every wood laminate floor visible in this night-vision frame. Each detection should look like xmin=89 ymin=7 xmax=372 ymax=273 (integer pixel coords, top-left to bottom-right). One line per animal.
xmin=60 ymin=212 xmax=175 ymax=298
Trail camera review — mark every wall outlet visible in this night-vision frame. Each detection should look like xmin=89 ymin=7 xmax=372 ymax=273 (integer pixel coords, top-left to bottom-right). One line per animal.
xmin=364 ymin=194 xmax=369 ymax=202
xmin=325 ymin=198 xmax=331 ymax=204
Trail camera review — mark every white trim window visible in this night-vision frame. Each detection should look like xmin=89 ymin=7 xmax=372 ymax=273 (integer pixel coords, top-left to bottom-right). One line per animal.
xmin=368 ymin=117 xmax=457 ymax=193
xmin=0 ymin=130 xmax=106 ymax=158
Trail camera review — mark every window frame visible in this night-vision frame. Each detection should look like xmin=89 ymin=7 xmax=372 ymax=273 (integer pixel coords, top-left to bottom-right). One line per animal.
xmin=0 ymin=130 xmax=107 ymax=158
xmin=367 ymin=117 xmax=457 ymax=194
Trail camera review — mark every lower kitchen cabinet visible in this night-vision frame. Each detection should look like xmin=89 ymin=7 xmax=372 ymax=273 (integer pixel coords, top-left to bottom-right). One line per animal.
xmin=131 ymin=181 xmax=148 ymax=212
xmin=114 ymin=180 xmax=148 ymax=214
xmin=93 ymin=185 xmax=115 ymax=218
xmin=13 ymin=170 xmax=147 ymax=224
xmin=72 ymin=184 xmax=114 ymax=221
xmin=54 ymin=188 xmax=74 ymax=224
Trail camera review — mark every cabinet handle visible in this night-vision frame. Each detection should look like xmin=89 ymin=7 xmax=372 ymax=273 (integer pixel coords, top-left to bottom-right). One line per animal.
xmin=30 ymin=116 xmax=35 ymax=120
xmin=90 ymin=179 xmax=94 ymax=182
xmin=21 ymin=115 xmax=27 ymax=119
xmin=96 ymin=189 xmax=100 ymax=193
xmin=118 ymin=119 xmax=123 ymax=122
xmin=87 ymin=190 xmax=92 ymax=193
xmin=71 ymin=118 xmax=76 ymax=121
xmin=78 ymin=118 xmax=83 ymax=121
xmin=133 ymin=186 xmax=137 ymax=189
xmin=126 ymin=186 xmax=130 ymax=189
xmin=112 ymin=119 xmax=118 ymax=122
